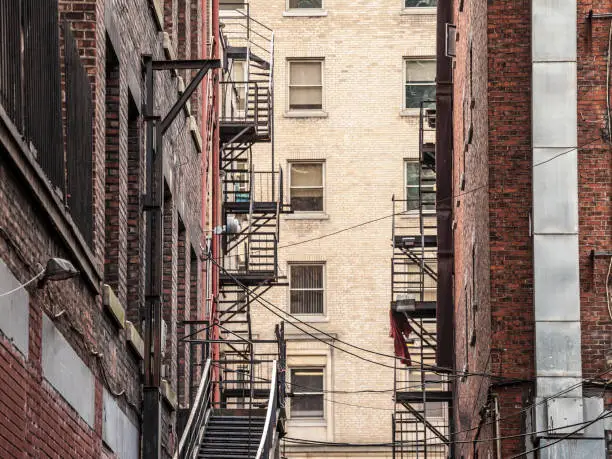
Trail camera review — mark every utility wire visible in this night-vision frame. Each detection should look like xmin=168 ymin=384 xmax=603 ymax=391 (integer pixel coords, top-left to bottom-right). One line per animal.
xmin=276 ymin=138 xmax=601 ymax=251
xmin=507 ymin=409 xmax=612 ymax=459
xmin=0 ymin=268 xmax=45 ymax=297
xmin=212 ymin=260 xmax=532 ymax=382
xmin=210 ymin=256 xmax=528 ymax=382
xmin=283 ymin=412 xmax=612 ymax=448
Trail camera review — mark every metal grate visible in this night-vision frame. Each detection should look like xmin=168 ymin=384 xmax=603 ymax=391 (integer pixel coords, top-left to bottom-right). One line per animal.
xmin=0 ymin=0 xmax=64 ymax=191
xmin=23 ymin=0 xmax=64 ymax=191
xmin=63 ymin=21 xmax=93 ymax=245
xmin=0 ymin=0 xmax=22 ymax=130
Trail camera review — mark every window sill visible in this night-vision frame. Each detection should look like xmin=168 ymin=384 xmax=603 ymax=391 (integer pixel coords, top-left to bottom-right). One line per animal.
xmin=288 ymin=418 xmax=327 ymax=426
xmin=283 ymin=9 xmax=328 ymax=17
xmin=400 ymin=109 xmax=421 ymax=117
xmin=288 ymin=315 xmax=329 ymax=323
xmin=400 ymin=7 xmax=437 ymax=15
xmin=285 ymin=213 xmax=329 ymax=221
xmin=284 ymin=110 xmax=328 ymax=118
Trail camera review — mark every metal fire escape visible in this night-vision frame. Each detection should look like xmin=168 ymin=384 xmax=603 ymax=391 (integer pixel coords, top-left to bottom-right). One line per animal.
xmin=175 ymin=4 xmax=288 ymax=458
xmin=391 ymin=103 xmax=451 ymax=459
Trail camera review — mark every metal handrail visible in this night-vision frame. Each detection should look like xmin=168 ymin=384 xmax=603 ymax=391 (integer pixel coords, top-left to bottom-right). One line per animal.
xmin=255 ymin=361 xmax=278 ymax=459
xmin=175 ymin=359 xmax=213 ymax=459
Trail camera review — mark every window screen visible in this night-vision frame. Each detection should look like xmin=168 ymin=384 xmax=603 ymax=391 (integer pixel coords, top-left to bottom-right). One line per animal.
xmin=290 ymin=264 xmax=324 ymax=314
xmin=291 ymin=368 xmax=324 ymax=417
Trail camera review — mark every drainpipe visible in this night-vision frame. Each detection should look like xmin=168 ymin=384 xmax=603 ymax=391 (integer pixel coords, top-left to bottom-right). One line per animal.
xmin=494 ymin=396 xmax=502 ymax=459
xmin=211 ymin=0 xmax=221 ymax=403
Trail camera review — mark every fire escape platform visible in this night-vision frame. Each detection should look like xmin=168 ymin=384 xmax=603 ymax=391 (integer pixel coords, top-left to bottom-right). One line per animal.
xmin=396 ymin=391 xmax=452 ymax=403
xmin=224 ymin=201 xmax=278 ymax=214
xmin=391 ymin=300 xmax=436 ymax=318
xmin=219 ymin=271 xmax=278 ymax=286
xmin=394 ymin=235 xmax=437 ymax=249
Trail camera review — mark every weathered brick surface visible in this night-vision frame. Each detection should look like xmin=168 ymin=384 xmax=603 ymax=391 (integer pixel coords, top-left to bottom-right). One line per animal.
xmin=451 ymin=1 xmax=611 ymax=458
xmin=0 ymin=0 xmax=206 ymax=457
xmin=576 ymin=0 xmax=612 ymax=380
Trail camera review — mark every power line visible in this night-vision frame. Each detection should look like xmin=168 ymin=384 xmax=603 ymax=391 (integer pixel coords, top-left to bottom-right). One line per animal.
xmin=277 ymin=137 xmax=601 ymax=250
xmin=210 ymin=256 xmax=529 ymax=382
xmin=0 ymin=268 xmax=45 ymax=297
xmin=508 ymin=409 xmax=612 ymax=459
xmin=283 ymin=412 xmax=612 ymax=449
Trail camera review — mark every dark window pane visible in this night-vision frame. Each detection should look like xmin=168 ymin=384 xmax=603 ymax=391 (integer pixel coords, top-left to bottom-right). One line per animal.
xmin=406 ymin=84 xmax=436 ymax=109
xmin=290 ymin=290 xmax=324 ymax=314
xmin=405 ymin=0 xmax=436 ymax=6
xmin=289 ymin=0 xmax=323 ymax=8
xmin=290 ymin=194 xmax=324 ymax=212
xmin=292 ymin=394 xmax=324 ymax=416
xmin=292 ymin=370 xmax=324 ymax=392
xmin=291 ymin=265 xmax=323 ymax=289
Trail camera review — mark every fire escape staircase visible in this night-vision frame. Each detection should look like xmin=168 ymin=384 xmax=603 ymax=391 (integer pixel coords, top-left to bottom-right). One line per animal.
xmin=391 ymin=103 xmax=451 ymax=459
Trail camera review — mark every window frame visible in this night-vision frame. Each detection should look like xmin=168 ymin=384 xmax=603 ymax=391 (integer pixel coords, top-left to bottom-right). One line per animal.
xmin=287 ymin=59 xmax=325 ymax=113
xmin=289 ymin=367 xmax=325 ymax=419
xmin=288 ymin=160 xmax=325 ymax=213
xmin=286 ymin=0 xmax=324 ymax=10
xmin=404 ymin=159 xmax=435 ymax=213
xmin=288 ymin=262 xmax=326 ymax=316
xmin=402 ymin=0 xmax=437 ymax=13
xmin=403 ymin=57 xmax=436 ymax=111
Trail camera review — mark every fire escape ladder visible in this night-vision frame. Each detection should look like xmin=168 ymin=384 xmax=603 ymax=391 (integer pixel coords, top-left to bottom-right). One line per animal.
xmin=391 ymin=102 xmax=450 ymax=459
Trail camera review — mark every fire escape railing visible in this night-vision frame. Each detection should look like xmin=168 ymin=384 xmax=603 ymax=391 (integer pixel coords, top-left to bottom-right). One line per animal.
xmin=391 ymin=101 xmax=451 ymax=459
xmin=255 ymin=361 xmax=278 ymax=459
xmin=175 ymin=359 xmax=213 ymax=459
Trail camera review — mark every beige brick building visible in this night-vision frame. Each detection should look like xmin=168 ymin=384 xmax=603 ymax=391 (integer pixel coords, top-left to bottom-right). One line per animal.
xmin=227 ymin=0 xmax=437 ymax=456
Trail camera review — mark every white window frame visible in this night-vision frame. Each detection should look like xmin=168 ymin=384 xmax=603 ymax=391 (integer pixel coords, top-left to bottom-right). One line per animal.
xmin=401 ymin=0 xmax=437 ymax=14
xmin=286 ymin=59 xmax=325 ymax=115
xmin=289 ymin=367 xmax=325 ymax=419
xmin=288 ymin=161 xmax=325 ymax=214
xmin=404 ymin=159 xmax=435 ymax=214
xmin=403 ymin=57 xmax=436 ymax=112
xmin=288 ymin=262 xmax=326 ymax=316
xmin=284 ymin=0 xmax=327 ymax=16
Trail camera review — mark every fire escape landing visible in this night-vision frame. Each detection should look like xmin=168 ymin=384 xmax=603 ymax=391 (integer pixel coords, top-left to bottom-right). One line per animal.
xmin=392 ymin=103 xmax=451 ymax=459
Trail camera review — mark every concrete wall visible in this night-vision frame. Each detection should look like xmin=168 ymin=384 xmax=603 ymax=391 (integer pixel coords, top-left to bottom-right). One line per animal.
xmin=246 ymin=1 xmax=436 ymax=456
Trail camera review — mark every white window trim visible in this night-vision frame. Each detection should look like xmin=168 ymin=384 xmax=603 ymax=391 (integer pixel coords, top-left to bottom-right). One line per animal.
xmin=288 ymin=262 xmax=326 ymax=317
xmin=285 ymin=0 xmax=326 ymax=16
xmin=401 ymin=0 xmax=436 ymax=14
xmin=404 ymin=159 xmax=436 ymax=215
xmin=402 ymin=57 xmax=436 ymax=113
xmin=286 ymin=59 xmax=326 ymax=116
xmin=288 ymin=160 xmax=326 ymax=215
xmin=288 ymin=366 xmax=326 ymax=420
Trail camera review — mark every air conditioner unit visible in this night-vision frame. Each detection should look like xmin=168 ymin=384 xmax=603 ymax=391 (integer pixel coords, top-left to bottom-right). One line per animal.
xmin=446 ymin=24 xmax=457 ymax=58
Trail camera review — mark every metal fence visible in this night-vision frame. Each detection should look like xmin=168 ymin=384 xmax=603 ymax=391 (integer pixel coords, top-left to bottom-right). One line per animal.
xmin=63 ymin=21 xmax=94 ymax=245
xmin=0 ymin=0 xmax=65 ymax=190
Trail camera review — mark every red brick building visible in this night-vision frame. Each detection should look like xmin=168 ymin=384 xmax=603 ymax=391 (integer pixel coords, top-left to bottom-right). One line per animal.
xmin=437 ymin=0 xmax=612 ymax=457
xmin=0 ymin=0 xmax=210 ymax=457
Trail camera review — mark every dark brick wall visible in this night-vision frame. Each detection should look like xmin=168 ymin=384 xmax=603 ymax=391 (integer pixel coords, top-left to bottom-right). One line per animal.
xmin=451 ymin=0 xmax=534 ymax=456
xmin=0 ymin=0 xmax=206 ymax=457
xmin=576 ymin=1 xmax=612 ymax=380
xmin=451 ymin=1 xmax=612 ymax=458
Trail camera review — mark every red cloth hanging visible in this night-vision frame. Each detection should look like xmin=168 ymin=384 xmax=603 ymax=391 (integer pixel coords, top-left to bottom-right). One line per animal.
xmin=390 ymin=309 xmax=412 ymax=366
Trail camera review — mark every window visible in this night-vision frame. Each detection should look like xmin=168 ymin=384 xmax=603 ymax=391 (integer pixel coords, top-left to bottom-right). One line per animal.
xmin=288 ymin=60 xmax=323 ymax=111
xmin=288 ymin=0 xmax=323 ymax=8
xmin=290 ymin=368 xmax=324 ymax=417
xmin=290 ymin=264 xmax=324 ymax=314
xmin=405 ymin=59 xmax=436 ymax=109
xmin=405 ymin=161 xmax=435 ymax=211
xmin=220 ymin=0 xmax=244 ymax=10
xmin=290 ymin=162 xmax=324 ymax=212
xmin=405 ymin=0 xmax=436 ymax=7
